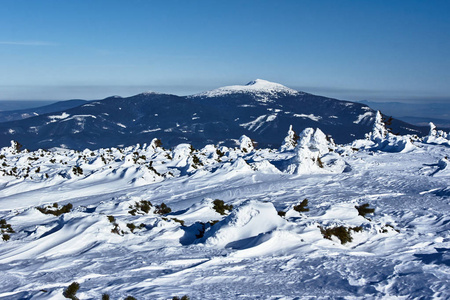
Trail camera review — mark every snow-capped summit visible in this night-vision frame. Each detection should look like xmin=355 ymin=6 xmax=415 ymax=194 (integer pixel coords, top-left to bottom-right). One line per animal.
xmin=193 ymin=79 xmax=301 ymax=99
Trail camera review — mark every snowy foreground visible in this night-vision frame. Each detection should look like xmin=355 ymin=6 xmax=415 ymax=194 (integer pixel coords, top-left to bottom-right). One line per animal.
xmin=0 ymin=121 xmax=449 ymax=299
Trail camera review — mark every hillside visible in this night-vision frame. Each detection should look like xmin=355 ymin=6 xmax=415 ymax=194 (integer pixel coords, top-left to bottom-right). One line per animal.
xmin=0 ymin=80 xmax=428 ymax=150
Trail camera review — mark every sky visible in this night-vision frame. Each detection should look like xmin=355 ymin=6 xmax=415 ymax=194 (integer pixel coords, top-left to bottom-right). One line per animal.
xmin=0 ymin=0 xmax=449 ymax=103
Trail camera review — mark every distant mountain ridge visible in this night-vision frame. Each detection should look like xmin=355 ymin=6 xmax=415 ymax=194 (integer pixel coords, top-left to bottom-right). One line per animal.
xmin=0 ymin=80 xmax=428 ymax=150
xmin=0 ymin=99 xmax=89 ymax=123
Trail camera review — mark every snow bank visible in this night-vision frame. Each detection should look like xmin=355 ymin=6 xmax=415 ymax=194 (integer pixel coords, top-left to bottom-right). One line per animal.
xmin=202 ymin=200 xmax=285 ymax=247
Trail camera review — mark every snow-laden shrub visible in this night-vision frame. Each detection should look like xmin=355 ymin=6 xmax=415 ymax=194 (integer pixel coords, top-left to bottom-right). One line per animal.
xmin=280 ymin=125 xmax=299 ymax=151
xmin=149 ymin=138 xmax=163 ymax=150
xmin=239 ymin=135 xmax=255 ymax=153
xmin=285 ymin=128 xmax=339 ymax=174
xmin=355 ymin=111 xmax=416 ymax=152
xmin=422 ymin=122 xmax=449 ymax=145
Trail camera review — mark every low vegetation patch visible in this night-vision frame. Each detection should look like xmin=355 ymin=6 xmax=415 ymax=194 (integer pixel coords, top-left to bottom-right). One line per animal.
xmin=293 ymin=199 xmax=309 ymax=212
xmin=128 ymin=200 xmax=152 ymax=215
xmin=72 ymin=166 xmax=83 ymax=176
xmin=154 ymin=202 xmax=172 ymax=215
xmin=319 ymin=225 xmax=363 ymax=244
xmin=36 ymin=203 xmax=73 ymax=216
xmin=1 ymin=219 xmax=15 ymax=241
xmin=213 ymin=199 xmax=233 ymax=215
xmin=277 ymin=210 xmax=286 ymax=217
xmin=63 ymin=282 xmax=80 ymax=300
xmin=172 ymin=295 xmax=190 ymax=300
xmin=355 ymin=203 xmax=375 ymax=218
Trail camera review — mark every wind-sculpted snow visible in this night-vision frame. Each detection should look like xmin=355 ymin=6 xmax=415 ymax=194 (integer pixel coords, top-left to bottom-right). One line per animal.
xmin=0 ymin=130 xmax=449 ymax=299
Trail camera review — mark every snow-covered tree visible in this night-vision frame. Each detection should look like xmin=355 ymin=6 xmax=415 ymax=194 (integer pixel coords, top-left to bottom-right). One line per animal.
xmin=239 ymin=135 xmax=255 ymax=153
xmin=367 ymin=111 xmax=388 ymax=142
xmin=280 ymin=125 xmax=299 ymax=151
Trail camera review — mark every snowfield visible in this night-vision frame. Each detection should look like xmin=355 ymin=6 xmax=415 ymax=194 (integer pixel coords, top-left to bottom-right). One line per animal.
xmin=0 ymin=119 xmax=449 ymax=299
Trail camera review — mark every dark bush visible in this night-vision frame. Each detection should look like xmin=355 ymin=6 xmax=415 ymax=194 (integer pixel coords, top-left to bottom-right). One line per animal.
xmin=128 ymin=200 xmax=152 ymax=215
xmin=127 ymin=223 xmax=136 ymax=233
xmin=171 ymin=218 xmax=185 ymax=226
xmin=316 ymin=157 xmax=324 ymax=168
xmin=355 ymin=203 xmax=375 ymax=217
xmin=102 ymin=294 xmax=110 ymax=300
xmin=213 ymin=199 xmax=233 ymax=215
xmin=320 ymin=226 xmax=352 ymax=244
xmin=154 ymin=202 xmax=171 ymax=215
xmin=124 ymin=296 xmax=136 ymax=300
xmin=277 ymin=210 xmax=286 ymax=217
xmin=72 ymin=166 xmax=83 ymax=176
xmin=216 ymin=149 xmax=225 ymax=157
xmin=2 ymin=234 xmax=10 ymax=241
xmin=63 ymin=282 xmax=80 ymax=300
xmin=107 ymin=215 xmax=115 ymax=223
xmin=192 ymin=155 xmax=203 ymax=167
xmin=36 ymin=203 xmax=73 ymax=216
xmin=173 ymin=296 xmax=190 ymax=300
xmin=293 ymin=199 xmax=309 ymax=212
xmin=208 ymin=220 xmax=219 ymax=226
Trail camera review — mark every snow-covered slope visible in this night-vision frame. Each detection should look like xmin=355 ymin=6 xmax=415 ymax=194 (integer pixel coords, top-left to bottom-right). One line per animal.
xmin=193 ymin=79 xmax=301 ymax=100
xmin=0 ymin=80 xmax=428 ymax=150
xmin=0 ymin=125 xmax=449 ymax=299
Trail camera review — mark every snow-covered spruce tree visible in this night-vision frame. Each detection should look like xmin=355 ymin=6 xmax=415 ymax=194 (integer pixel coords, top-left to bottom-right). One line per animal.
xmin=366 ymin=111 xmax=388 ymax=143
xmin=149 ymin=138 xmax=163 ymax=151
xmin=280 ymin=125 xmax=299 ymax=151
xmin=286 ymin=128 xmax=333 ymax=174
xmin=428 ymin=122 xmax=437 ymax=137
xmin=239 ymin=135 xmax=255 ymax=153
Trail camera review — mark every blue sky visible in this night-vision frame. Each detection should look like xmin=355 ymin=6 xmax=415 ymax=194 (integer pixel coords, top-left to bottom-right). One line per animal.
xmin=0 ymin=0 xmax=449 ymax=102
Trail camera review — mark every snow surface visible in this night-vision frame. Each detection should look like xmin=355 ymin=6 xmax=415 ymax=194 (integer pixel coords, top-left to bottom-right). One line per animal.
xmin=193 ymin=79 xmax=301 ymax=101
xmin=0 ymin=125 xmax=449 ymax=299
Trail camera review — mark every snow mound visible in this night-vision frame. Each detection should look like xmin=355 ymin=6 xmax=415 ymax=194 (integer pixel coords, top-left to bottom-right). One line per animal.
xmin=423 ymin=122 xmax=450 ymax=145
xmin=193 ymin=79 xmax=300 ymax=100
xmin=202 ymin=200 xmax=285 ymax=247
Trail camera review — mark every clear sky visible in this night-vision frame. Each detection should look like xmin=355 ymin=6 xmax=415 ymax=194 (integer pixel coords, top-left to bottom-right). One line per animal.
xmin=1 ymin=0 xmax=449 ymax=102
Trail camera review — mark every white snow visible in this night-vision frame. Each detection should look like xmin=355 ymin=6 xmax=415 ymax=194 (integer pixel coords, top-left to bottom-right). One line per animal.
xmin=353 ymin=111 xmax=374 ymax=124
xmin=193 ymin=79 xmax=301 ymax=102
xmin=48 ymin=112 xmax=70 ymax=121
xmin=293 ymin=113 xmax=322 ymax=121
xmin=0 ymin=127 xmax=449 ymax=299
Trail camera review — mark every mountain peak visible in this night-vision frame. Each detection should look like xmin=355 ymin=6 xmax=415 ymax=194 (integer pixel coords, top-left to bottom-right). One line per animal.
xmin=192 ymin=79 xmax=300 ymax=99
